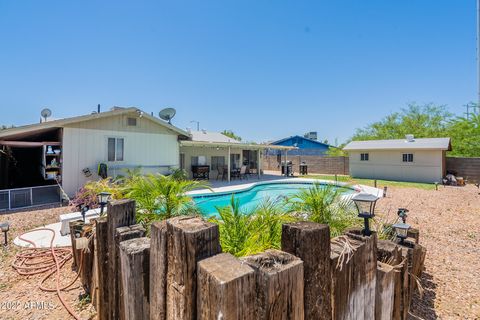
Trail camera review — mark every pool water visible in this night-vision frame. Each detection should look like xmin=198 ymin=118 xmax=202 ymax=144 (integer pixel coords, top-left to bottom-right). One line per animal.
xmin=193 ymin=182 xmax=353 ymax=216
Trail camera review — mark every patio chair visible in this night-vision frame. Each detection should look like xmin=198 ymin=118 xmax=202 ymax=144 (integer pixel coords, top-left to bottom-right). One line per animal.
xmin=216 ymin=165 xmax=227 ymax=180
xmin=239 ymin=165 xmax=248 ymax=180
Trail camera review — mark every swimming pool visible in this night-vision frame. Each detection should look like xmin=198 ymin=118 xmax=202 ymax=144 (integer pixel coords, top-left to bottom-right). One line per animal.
xmin=192 ymin=182 xmax=354 ymax=216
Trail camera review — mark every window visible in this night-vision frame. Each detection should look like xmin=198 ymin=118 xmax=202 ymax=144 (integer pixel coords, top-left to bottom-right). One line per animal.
xmin=360 ymin=153 xmax=369 ymax=161
xmin=211 ymin=156 xmax=225 ymax=171
xmin=402 ymin=153 xmax=413 ymax=163
xmin=108 ymin=138 xmax=124 ymax=161
xmin=230 ymin=154 xmax=241 ymax=169
xmin=127 ymin=117 xmax=137 ymax=126
xmin=191 ymin=156 xmax=206 ymax=166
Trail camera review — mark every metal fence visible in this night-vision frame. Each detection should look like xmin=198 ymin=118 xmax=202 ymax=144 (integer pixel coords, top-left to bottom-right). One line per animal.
xmin=0 ymin=185 xmax=61 ymax=211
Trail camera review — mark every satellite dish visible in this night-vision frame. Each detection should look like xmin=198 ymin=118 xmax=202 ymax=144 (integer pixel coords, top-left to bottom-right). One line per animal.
xmin=159 ymin=108 xmax=176 ymax=124
xmin=40 ymin=108 xmax=52 ymax=122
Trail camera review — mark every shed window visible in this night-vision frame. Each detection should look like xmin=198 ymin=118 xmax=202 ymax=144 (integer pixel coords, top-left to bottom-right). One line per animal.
xmin=402 ymin=153 xmax=413 ymax=163
xmin=360 ymin=153 xmax=369 ymax=161
xmin=127 ymin=117 xmax=137 ymax=126
xmin=211 ymin=156 xmax=225 ymax=171
xmin=108 ymin=138 xmax=124 ymax=161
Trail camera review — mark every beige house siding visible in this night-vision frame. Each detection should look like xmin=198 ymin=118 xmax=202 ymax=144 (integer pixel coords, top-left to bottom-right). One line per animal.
xmin=348 ymin=150 xmax=443 ymax=183
xmin=62 ymin=126 xmax=179 ymax=196
xmin=64 ymin=113 xmax=175 ymax=135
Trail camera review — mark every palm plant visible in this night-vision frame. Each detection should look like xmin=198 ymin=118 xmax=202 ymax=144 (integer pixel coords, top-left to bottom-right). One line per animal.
xmin=211 ymin=196 xmax=296 ymax=257
xmin=287 ymin=183 xmax=360 ymax=237
xmin=124 ymin=173 xmax=206 ymax=231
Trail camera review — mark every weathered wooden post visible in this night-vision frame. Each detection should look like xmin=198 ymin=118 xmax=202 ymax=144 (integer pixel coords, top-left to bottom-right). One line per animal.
xmin=241 ymin=249 xmax=304 ymax=320
xmin=150 ymin=221 xmax=168 ymax=320
xmin=166 ymin=216 xmax=221 ymax=320
xmin=115 ymin=224 xmax=146 ymax=319
xmin=69 ymin=220 xmax=84 ymax=268
xmin=197 ymin=253 xmax=255 ymax=319
xmin=119 ymin=237 xmax=151 ymax=320
xmin=106 ymin=199 xmax=137 ymax=320
xmin=375 ymin=262 xmax=395 ymax=320
xmin=377 ymin=240 xmax=406 ymax=320
xmin=330 ymin=236 xmax=365 ymax=320
xmin=346 ymin=228 xmax=378 ymax=320
xmin=96 ymin=217 xmax=109 ymax=320
xmin=281 ymin=222 xmax=332 ymax=319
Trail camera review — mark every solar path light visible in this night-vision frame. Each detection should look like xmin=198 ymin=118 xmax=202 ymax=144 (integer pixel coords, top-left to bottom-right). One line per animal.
xmin=351 ymin=193 xmax=379 ymax=236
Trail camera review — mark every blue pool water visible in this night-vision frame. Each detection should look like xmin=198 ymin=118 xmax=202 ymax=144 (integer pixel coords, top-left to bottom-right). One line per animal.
xmin=193 ymin=182 xmax=353 ymax=216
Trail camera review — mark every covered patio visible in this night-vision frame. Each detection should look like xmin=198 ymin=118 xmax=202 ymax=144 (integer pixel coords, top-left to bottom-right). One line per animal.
xmin=179 ymin=140 xmax=295 ymax=182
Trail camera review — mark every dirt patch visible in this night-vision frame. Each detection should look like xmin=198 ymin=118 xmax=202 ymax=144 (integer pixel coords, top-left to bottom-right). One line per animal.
xmin=376 ymin=184 xmax=480 ymax=319
xmin=1 ymin=185 xmax=479 ymax=319
xmin=0 ymin=206 xmax=96 ymax=320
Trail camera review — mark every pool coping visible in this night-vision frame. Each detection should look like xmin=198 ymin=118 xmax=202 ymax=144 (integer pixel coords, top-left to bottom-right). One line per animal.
xmin=187 ymin=178 xmax=384 ymax=199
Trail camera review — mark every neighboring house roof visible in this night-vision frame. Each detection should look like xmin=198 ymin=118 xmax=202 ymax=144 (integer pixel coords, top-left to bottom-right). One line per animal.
xmin=343 ymin=137 xmax=452 ymax=151
xmin=0 ymin=107 xmax=190 ymax=139
xmin=270 ymin=135 xmax=332 ymax=148
xmin=180 ymin=140 xmax=296 ymax=150
xmin=189 ymin=130 xmax=241 ymax=143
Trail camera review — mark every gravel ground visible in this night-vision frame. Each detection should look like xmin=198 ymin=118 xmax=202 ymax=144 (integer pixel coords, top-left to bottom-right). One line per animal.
xmin=0 ymin=205 xmax=96 ymax=320
xmin=0 ymin=185 xmax=479 ymax=319
xmin=376 ymin=184 xmax=480 ymax=320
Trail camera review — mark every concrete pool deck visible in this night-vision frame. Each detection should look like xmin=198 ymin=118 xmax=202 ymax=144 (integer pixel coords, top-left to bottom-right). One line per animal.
xmin=188 ymin=175 xmax=384 ymax=198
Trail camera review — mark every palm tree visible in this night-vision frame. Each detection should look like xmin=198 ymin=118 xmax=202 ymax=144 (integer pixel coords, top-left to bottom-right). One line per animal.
xmin=124 ymin=173 xmax=207 ymax=231
xmin=211 ymin=196 xmax=296 ymax=257
xmin=287 ymin=183 xmax=359 ymax=237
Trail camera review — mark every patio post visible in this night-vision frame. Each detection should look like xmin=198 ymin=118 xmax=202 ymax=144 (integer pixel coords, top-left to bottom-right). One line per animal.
xmin=227 ymin=146 xmax=231 ymax=182
xmin=257 ymin=149 xmax=261 ymax=179
xmin=285 ymin=149 xmax=289 ymax=177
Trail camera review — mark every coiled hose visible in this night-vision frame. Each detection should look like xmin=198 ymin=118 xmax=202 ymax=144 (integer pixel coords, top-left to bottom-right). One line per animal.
xmin=11 ymin=228 xmax=83 ymax=320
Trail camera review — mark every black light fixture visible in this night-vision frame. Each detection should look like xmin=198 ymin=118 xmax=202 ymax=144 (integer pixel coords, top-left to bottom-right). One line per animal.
xmin=383 ymin=186 xmax=387 ymax=198
xmin=77 ymin=203 xmax=90 ymax=223
xmin=392 ymin=221 xmax=411 ymax=244
xmin=0 ymin=222 xmax=10 ymax=246
xmin=351 ymin=193 xmax=379 ymax=236
xmin=97 ymin=192 xmax=112 ymax=216
xmin=397 ymin=208 xmax=409 ymax=223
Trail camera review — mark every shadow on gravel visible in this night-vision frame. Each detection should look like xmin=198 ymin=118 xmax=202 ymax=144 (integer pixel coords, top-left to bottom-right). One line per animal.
xmin=408 ymin=272 xmax=437 ymax=320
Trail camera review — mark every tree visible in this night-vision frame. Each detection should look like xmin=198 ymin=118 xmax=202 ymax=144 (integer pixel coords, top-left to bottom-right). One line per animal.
xmin=447 ymin=113 xmax=480 ymax=157
xmin=221 ymin=130 xmax=242 ymax=141
xmin=352 ymin=103 xmax=452 ymax=141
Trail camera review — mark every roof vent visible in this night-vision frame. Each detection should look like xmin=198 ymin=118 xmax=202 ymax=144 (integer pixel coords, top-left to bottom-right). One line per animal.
xmin=405 ymin=134 xmax=415 ymax=142
xmin=201 ymin=129 xmax=207 ymax=134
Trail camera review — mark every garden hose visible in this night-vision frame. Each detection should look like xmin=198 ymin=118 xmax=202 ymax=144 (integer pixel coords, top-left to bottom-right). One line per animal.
xmin=12 ymin=228 xmax=83 ymax=320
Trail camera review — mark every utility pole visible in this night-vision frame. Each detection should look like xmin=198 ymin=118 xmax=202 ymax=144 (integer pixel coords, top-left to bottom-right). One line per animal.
xmin=477 ymin=0 xmax=480 ymax=105
xmin=190 ymin=120 xmax=200 ymax=131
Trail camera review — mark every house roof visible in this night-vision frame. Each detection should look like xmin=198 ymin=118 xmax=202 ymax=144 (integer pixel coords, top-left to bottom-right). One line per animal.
xmin=189 ymin=130 xmax=241 ymax=143
xmin=180 ymin=140 xmax=296 ymax=150
xmin=343 ymin=137 xmax=452 ymax=151
xmin=0 ymin=107 xmax=190 ymax=139
xmin=270 ymin=135 xmax=332 ymax=147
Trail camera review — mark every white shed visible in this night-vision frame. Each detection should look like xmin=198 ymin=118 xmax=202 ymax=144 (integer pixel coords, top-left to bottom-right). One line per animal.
xmin=343 ymin=136 xmax=451 ymax=183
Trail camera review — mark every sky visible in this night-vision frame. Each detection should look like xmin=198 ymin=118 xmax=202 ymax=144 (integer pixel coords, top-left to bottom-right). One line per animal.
xmin=0 ymin=1 xmax=477 ymax=144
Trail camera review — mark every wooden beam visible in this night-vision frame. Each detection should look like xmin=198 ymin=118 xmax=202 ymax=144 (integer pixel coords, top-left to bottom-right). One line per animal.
xmin=0 ymin=141 xmax=61 ymax=147
xmin=119 ymin=237 xmax=151 ymax=320
xmin=197 ymin=253 xmax=255 ymax=319
xmin=282 ymin=222 xmax=332 ymax=319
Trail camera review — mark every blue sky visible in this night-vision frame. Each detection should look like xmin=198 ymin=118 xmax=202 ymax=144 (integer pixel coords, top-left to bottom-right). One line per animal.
xmin=0 ymin=1 xmax=476 ymax=144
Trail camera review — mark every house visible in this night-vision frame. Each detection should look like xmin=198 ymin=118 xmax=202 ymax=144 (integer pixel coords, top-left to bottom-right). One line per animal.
xmin=0 ymin=107 xmax=189 ymax=209
xmin=343 ymin=135 xmax=452 ymax=183
xmin=267 ymin=134 xmax=331 ymax=156
xmin=0 ymin=109 xmax=294 ymax=210
xmin=179 ymin=130 xmax=294 ymax=180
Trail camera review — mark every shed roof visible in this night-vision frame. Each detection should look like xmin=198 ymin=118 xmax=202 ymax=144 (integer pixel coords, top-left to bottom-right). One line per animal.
xmin=0 ymin=107 xmax=190 ymax=139
xmin=343 ymin=137 xmax=452 ymax=151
